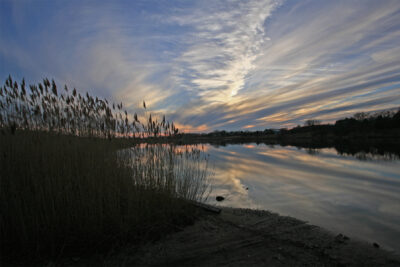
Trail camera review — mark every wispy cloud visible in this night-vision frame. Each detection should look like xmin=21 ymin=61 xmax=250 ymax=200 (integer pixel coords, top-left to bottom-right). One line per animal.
xmin=0 ymin=0 xmax=175 ymax=114
xmin=1 ymin=0 xmax=400 ymax=131
xmin=168 ymin=0 xmax=281 ymax=102
xmin=169 ymin=0 xmax=400 ymax=130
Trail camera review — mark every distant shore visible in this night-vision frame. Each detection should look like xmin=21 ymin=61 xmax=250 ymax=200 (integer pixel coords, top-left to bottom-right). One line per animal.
xmin=139 ymin=133 xmax=400 ymax=160
xmin=65 ymin=207 xmax=400 ymax=266
xmin=140 ymin=127 xmax=400 ymax=145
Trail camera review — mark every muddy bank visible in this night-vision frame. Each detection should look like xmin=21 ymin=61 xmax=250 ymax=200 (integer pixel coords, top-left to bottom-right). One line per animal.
xmin=104 ymin=207 xmax=400 ymax=266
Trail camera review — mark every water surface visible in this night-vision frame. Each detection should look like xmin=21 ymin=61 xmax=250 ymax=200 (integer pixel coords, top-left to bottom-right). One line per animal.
xmin=201 ymin=143 xmax=400 ymax=252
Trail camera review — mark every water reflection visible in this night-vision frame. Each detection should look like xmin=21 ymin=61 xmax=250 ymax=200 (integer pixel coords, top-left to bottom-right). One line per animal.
xmin=202 ymin=143 xmax=400 ymax=252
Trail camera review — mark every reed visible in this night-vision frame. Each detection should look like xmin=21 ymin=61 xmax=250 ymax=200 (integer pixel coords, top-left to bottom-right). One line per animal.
xmin=0 ymin=75 xmax=178 ymax=138
xmin=0 ymin=76 xmax=210 ymax=263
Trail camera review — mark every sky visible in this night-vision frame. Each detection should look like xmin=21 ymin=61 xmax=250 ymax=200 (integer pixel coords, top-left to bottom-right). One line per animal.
xmin=1 ymin=0 xmax=400 ymax=132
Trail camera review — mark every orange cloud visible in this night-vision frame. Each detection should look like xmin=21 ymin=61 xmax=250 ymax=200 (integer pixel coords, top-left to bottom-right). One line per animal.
xmin=174 ymin=122 xmax=209 ymax=133
xmin=244 ymin=144 xmax=255 ymax=148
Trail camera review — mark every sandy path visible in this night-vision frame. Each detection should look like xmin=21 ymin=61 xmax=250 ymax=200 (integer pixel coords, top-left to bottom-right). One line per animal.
xmin=107 ymin=207 xmax=400 ymax=266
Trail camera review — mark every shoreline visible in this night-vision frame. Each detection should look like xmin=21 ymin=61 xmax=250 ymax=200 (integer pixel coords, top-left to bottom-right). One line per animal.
xmin=97 ymin=207 xmax=400 ymax=266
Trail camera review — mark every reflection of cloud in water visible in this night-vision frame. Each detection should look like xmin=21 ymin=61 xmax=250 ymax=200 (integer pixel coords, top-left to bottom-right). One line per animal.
xmin=206 ymin=149 xmax=259 ymax=208
xmin=202 ymin=143 xmax=400 ymax=252
xmin=208 ymin=171 xmax=258 ymax=209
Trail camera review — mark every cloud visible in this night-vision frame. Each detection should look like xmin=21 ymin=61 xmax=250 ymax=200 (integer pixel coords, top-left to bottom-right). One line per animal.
xmin=168 ymin=0 xmax=281 ymax=102
xmin=1 ymin=0 xmax=400 ymax=131
xmin=0 ymin=0 xmax=176 ymax=116
xmin=169 ymin=0 xmax=400 ymax=130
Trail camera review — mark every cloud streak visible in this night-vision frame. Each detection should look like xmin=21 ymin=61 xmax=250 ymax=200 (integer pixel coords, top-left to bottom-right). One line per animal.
xmin=1 ymin=0 xmax=400 ymax=131
xmin=168 ymin=0 xmax=281 ymax=102
xmin=168 ymin=0 xmax=400 ymax=130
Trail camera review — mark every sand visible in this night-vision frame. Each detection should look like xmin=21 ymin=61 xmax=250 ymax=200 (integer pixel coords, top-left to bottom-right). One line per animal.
xmin=104 ymin=207 xmax=400 ymax=266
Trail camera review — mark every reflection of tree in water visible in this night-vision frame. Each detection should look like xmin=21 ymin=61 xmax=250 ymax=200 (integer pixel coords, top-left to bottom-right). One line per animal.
xmin=271 ymin=141 xmax=400 ymax=161
xmin=334 ymin=142 xmax=400 ymax=161
xmin=173 ymin=137 xmax=400 ymax=162
xmin=338 ymin=151 xmax=400 ymax=161
xmin=270 ymin=139 xmax=400 ymax=161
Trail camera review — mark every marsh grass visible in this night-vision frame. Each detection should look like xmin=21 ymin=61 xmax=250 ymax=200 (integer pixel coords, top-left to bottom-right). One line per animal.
xmin=0 ymin=77 xmax=210 ymax=264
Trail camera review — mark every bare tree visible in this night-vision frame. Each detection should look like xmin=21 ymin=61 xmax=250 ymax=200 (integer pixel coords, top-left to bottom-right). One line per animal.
xmin=304 ymin=119 xmax=321 ymax=126
xmin=353 ymin=112 xmax=367 ymax=121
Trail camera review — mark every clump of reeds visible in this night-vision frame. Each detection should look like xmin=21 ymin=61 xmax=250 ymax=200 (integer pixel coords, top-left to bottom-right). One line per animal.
xmin=123 ymin=144 xmax=211 ymax=201
xmin=0 ymin=75 xmax=179 ymax=138
xmin=0 ymin=76 xmax=210 ymax=264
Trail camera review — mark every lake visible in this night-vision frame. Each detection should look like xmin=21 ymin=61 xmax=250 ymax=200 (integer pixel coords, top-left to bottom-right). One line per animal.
xmin=198 ymin=143 xmax=400 ymax=252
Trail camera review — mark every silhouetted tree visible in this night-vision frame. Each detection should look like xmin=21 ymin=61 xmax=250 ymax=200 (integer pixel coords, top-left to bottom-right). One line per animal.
xmin=304 ymin=119 xmax=321 ymax=126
